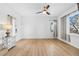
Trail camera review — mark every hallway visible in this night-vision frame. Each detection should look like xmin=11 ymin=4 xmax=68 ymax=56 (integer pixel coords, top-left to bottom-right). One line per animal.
xmin=5 ymin=39 xmax=79 ymax=56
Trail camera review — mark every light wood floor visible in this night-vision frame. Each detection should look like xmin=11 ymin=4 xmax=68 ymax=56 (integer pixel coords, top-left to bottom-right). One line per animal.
xmin=4 ymin=39 xmax=79 ymax=56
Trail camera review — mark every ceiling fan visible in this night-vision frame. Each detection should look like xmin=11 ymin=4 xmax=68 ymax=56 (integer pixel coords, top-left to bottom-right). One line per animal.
xmin=36 ymin=4 xmax=50 ymax=15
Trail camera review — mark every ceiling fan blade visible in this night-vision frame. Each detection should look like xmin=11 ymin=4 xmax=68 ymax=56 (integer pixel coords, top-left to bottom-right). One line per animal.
xmin=46 ymin=11 xmax=50 ymax=15
xmin=46 ymin=5 xmax=50 ymax=9
xmin=36 ymin=11 xmax=43 ymax=14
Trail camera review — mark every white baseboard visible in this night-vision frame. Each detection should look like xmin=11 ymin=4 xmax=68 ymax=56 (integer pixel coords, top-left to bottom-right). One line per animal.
xmin=58 ymin=38 xmax=79 ymax=49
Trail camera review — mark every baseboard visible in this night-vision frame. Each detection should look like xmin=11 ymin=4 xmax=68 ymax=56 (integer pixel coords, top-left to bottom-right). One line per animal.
xmin=58 ymin=38 xmax=79 ymax=49
xmin=21 ymin=38 xmax=58 ymax=40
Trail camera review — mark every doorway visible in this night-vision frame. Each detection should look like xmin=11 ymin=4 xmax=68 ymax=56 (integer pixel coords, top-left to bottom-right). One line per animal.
xmin=50 ymin=20 xmax=57 ymax=38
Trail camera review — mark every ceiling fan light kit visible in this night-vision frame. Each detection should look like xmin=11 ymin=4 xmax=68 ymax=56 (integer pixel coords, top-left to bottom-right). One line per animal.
xmin=43 ymin=11 xmax=46 ymax=14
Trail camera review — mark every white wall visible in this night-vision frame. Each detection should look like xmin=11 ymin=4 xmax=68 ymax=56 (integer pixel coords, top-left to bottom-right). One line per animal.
xmin=58 ymin=4 xmax=79 ymax=48
xmin=70 ymin=33 xmax=79 ymax=48
xmin=22 ymin=15 xmax=56 ymax=39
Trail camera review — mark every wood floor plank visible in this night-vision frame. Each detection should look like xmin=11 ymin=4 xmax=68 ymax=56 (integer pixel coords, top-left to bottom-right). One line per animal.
xmin=4 ymin=39 xmax=79 ymax=56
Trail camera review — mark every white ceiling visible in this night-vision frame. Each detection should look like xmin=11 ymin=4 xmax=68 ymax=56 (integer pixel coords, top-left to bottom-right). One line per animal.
xmin=6 ymin=3 xmax=75 ymax=17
